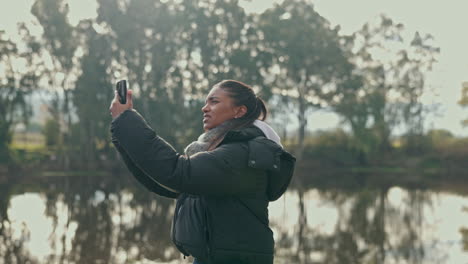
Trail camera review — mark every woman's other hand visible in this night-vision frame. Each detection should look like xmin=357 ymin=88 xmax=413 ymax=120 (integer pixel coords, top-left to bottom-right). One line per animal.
xmin=110 ymin=89 xmax=133 ymax=119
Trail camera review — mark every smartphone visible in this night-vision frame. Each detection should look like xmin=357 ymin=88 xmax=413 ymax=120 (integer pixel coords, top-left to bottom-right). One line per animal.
xmin=116 ymin=80 xmax=127 ymax=104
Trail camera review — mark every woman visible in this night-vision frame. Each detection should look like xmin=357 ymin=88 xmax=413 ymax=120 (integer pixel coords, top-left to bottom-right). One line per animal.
xmin=109 ymin=80 xmax=295 ymax=264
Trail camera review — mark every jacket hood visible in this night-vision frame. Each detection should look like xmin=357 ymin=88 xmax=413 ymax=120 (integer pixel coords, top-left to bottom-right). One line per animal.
xmin=253 ymin=120 xmax=283 ymax=148
xmin=221 ymin=122 xmax=295 ymax=201
xmin=246 ymin=137 xmax=296 ymax=201
xmin=222 ymin=120 xmax=281 ymax=146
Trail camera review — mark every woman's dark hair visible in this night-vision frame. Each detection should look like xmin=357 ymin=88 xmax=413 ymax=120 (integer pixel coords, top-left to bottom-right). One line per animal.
xmin=206 ymin=80 xmax=268 ymax=150
xmin=214 ymin=80 xmax=268 ymax=124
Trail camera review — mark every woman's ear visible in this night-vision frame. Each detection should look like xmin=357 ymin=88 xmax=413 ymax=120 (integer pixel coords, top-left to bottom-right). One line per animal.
xmin=235 ymin=105 xmax=248 ymax=118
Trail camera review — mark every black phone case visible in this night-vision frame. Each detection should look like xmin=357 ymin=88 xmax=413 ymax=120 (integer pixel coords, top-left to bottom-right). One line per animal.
xmin=116 ymin=80 xmax=127 ymax=104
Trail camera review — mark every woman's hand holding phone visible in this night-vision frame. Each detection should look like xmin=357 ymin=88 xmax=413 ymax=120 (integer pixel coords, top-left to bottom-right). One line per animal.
xmin=109 ymin=82 xmax=133 ymax=120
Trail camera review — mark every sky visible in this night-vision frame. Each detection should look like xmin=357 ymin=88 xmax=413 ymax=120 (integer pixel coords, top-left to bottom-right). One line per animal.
xmin=311 ymin=0 xmax=468 ymax=136
xmin=2 ymin=0 xmax=468 ymax=136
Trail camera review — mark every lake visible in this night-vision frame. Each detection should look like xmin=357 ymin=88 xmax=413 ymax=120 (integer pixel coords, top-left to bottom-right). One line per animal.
xmin=1 ymin=173 xmax=467 ymax=264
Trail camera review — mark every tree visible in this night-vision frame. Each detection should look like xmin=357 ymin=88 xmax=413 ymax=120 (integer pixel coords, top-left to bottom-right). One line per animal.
xmin=332 ymin=15 xmax=439 ymax=160
xmin=462 ymin=206 xmax=468 ymax=252
xmin=43 ymin=118 xmax=60 ymax=146
xmin=458 ymin=81 xmax=468 ymax=126
xmin=96 ymin=0 xmax=268 ymax=149
xmin=72 ymin=20 xmax=114 ymax=167
xmin=96 ymin=0 xmax=199 ymax=149
xmin=257 ymin=0 xmax=353 ymax=162
xmin=0 ymin=31 xmax=36 ymax=163
xmin=31 ymin=0 xmax=79 ymax=167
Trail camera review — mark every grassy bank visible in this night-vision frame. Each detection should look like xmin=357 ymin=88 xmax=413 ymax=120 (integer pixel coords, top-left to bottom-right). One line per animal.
xmin=5 ymin=129 xmax=468 ymax=182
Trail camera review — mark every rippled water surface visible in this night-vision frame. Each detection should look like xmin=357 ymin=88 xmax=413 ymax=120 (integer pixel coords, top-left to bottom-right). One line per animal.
xmin=1 ymin=174 xmax=467 ymax=264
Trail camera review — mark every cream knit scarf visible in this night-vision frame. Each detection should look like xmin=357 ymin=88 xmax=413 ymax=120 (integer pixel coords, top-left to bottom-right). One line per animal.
xmin=184 ymin=119 xmax=244 ymax=156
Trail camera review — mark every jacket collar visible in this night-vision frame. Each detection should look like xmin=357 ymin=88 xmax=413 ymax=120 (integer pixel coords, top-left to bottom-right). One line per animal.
xmin=222 ymin=126 xmax=265 ymax=144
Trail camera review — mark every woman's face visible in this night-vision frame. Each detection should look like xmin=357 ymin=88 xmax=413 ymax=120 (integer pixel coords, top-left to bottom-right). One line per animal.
xmin=202 ymin=86 xmax=244 ymax=131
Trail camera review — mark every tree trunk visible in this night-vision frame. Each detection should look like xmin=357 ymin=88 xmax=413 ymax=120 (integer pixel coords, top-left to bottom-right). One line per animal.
xmin=297 ymin=189 xmax=308 ymax=263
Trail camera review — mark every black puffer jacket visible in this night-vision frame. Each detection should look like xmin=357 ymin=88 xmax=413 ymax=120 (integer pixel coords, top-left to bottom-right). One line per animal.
xmin=111 ymin=110 xmax=296 ymax=264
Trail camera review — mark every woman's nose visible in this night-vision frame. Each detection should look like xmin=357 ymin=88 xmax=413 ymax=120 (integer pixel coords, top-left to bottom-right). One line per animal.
xmin=202 ymin=104 xmax=209 ymax=113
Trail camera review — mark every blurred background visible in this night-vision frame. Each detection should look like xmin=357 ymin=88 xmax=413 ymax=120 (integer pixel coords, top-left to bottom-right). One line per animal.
xmin=1 ymin=0 xmax=468 ymax=263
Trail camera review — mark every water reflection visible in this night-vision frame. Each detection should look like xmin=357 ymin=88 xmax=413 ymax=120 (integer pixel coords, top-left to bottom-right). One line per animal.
xmin=1 ymin=174 xmax=468 ymax=263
